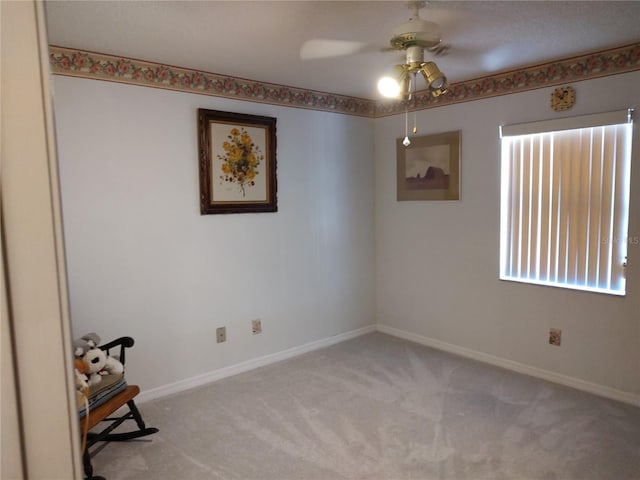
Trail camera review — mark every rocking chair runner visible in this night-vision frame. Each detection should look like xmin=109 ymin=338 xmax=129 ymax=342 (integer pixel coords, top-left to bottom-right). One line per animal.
xmin=79 ymin=336 xmax=158 ymax=480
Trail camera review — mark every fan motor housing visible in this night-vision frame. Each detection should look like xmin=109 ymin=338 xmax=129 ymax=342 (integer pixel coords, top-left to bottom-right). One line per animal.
xmin=390 ymin=19 xmax=441 ymax=50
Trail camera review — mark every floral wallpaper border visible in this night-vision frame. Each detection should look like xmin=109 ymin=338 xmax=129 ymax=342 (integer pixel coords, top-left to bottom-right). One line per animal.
xmin=49 ymin=43 xmax=640 ymax=118
xmin=49 ymin=46 xmax=375 ymax=117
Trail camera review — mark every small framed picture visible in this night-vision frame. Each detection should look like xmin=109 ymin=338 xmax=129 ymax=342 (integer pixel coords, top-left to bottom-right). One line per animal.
xmin=198 ymin=109 xmax=277 ymax=214
xmin=397 ymin=130 xmax=461 ymax=201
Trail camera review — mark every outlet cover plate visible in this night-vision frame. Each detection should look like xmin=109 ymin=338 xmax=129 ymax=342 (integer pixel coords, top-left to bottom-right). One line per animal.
xmin=252 ymin=319 xmax=262 ymax=335
xmin=216 ymin=326 xmax=226 ymax=343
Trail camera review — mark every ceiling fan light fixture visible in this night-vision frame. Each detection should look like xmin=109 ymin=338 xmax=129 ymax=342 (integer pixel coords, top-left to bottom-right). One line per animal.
xmin=420 ymin=61 xmax=447 ymax=95
xmin=430 ymin=85 xmax=449 ymax=97
xmin=377 ymin=77 xmax=401 ymax=98
xmin=378 ymin=64 xmax=410 ymax=99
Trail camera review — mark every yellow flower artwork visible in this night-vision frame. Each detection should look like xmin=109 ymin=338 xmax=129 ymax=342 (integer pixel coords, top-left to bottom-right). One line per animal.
xmin=217 ymin=127 xmax=265 ymax=197
xmin=198 ymin=109 xmax=276 ymax=214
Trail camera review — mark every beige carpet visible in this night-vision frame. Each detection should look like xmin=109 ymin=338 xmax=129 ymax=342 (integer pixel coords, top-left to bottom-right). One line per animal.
xmin=90 ymin=333 xmax=640 ymax=479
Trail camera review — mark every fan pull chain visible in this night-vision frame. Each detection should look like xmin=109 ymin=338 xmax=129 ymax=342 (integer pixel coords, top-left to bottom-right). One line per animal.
xmin=403 ymin=103 xmax=411 ymax=147
xmin=412 ymin=72 xmax=418 ymax=134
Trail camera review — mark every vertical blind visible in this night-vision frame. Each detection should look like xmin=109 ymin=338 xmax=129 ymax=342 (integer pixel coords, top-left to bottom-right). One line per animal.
xmin=500 ymin=109 xmax=633 ymax=295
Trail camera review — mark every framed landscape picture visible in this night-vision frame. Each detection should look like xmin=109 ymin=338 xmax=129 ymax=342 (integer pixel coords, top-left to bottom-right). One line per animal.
xmin=396 ymin=130 xmax=461 ymax=201
xmin=198 ymin=109 xmax=277 ymax=214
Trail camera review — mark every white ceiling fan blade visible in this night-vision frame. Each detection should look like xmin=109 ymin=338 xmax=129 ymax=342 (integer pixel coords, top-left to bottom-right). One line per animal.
xmin=427 ymin=43 xmax=450 ymax=56
xmin=300 ymin=39 xmax=370 ymax=60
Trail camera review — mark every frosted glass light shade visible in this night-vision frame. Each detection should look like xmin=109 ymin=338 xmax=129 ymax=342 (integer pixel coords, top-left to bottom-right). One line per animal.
xmin=378 ymin=76 xmax=401 ymax=98
xmin=378 ymin=65 xmax=410 ymax=99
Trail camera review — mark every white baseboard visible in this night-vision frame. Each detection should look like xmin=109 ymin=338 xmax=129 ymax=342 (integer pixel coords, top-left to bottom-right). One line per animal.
xmin=137 ymin=324 xmax=376 ymax=404
xmin=376 ymin=324 xmax=640 ymax=407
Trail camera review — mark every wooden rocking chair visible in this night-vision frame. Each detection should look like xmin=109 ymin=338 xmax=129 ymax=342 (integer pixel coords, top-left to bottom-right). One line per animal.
xmin=79 ymin=337 xmax=158 ymax=480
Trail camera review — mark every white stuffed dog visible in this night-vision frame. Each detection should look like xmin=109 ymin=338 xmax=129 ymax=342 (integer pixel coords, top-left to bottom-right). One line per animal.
xmin=73 ymin=333 xmax=124 ymax=386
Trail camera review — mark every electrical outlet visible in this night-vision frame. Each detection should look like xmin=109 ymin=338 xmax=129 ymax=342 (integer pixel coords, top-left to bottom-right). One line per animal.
xmin=216 ymin=326 xmax=226 ymax=343
xmin=549 ymin=328 xmax=561 ymax=346
xmin=252 ymin=319 xmax=262 ymax=335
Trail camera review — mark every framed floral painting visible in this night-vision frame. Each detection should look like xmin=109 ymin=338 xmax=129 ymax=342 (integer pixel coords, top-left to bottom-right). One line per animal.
xmin=396 ymin=130 xmax=460 ymax=201
xmin=198 ymin=109 xmax=277 ymax=214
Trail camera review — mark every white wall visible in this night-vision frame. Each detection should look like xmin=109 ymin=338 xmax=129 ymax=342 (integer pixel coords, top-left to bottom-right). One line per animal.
xmin=54 ymin=70 xmax=640 ymax=401
xmin=53 ymin=77 xmax=375 ymax=391
xmin=375 ymin=71 xmax=640 ymax=397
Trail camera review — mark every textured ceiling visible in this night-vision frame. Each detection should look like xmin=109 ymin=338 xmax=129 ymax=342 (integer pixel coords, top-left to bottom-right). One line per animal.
xmin=45 ymin=1 xmax=640 ymax=99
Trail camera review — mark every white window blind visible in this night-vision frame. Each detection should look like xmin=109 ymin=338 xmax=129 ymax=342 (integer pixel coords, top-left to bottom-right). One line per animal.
xmin=499 ymin=109 xmax=633 ymax=295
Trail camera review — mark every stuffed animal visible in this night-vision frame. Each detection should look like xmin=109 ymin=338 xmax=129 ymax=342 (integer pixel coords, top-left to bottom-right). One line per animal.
xmin=74 ymin=358 xmax=89 ymax=393
xmin=73 ymin=333 xmax=124 ymax=386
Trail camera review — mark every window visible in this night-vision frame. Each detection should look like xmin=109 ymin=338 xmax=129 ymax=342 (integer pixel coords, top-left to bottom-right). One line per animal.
xmin=499 ymin=109 xmax=633 ymax=295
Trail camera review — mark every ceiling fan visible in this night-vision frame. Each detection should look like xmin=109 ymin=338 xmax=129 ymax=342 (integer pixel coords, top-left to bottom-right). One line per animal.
xmin=300 ymin=1 xmax=450 ymax=100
